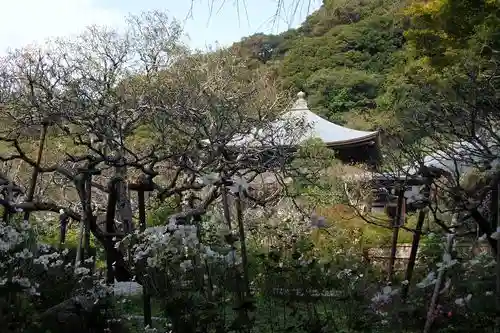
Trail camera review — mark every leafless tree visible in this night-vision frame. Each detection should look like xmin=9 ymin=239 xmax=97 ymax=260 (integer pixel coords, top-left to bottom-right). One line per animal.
xmin=0 ymin=10 xmax=324 ymax=282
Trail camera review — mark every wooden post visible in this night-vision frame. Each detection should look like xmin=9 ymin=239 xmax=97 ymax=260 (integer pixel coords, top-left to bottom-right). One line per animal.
xmin=495 ymin=183 xmax=500 ymax=333
xmin=235 ymin=191 xmax=250 ymax=297
xmin=387 ymin=185 xmax=405 ymax=282
xmin=491 ymin=184 xmax=499 ymax=232
xmin=137 ymin=177 xmax=152 ymax=328
xmin=3 ymin=181 xmax=16 ymax=223
xmin=23 ymin=123 xmax=47 ymax=222
xmin=401 ymin=183 xmax=431 ymax=300
xmin=75 ymin=218 xmax=85 ymax=268
xmin=105 ymin=179 xmax=119 ymax=285
xmin=402 ymin=208 xmax=427 ymax=299
xmin=83 ymin=175 xmax=92 ymax=261
xmin=221 ymin=184 xmax=232 ymax=228
xmin=79 ymin=164 xmax=101 ymax=263
xmin=74 ymin=173 xmax=86 ymax=267
xmin=233 ymin=186 xmax=253 ymax=332
xmin=423 ymin=232 xmax=455 ymax=333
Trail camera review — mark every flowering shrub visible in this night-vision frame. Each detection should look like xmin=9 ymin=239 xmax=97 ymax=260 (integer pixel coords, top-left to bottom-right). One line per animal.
xmin=0 ymin=216 xmax=119 ymax=333
xmin=117 ymin=201 xmax=389 ymax=332
xmin=225 ymin=203 xmax=381 ymax=331
xmin=123 ymin=217 xmax=241 ymax=289
xmin=121 ymin=216 xmax=244 ymax=332
xmin=368 ymin=232 xmax=498 ymax=332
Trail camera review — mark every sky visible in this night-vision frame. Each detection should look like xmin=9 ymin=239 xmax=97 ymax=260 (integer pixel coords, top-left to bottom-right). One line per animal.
xmin=0 ymin=0 xmax=321 ymax=53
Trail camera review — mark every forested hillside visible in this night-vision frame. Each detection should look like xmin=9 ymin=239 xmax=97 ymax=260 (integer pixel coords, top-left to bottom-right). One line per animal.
xmin=230 ymin=0 xmax=500 ymax=142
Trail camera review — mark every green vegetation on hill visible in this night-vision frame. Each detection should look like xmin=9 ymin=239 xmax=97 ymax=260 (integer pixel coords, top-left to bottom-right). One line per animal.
xmin=232 ymin=0 xmax=410 ymax=128
xmin=231 ymin=0 xmax=500 ymax=141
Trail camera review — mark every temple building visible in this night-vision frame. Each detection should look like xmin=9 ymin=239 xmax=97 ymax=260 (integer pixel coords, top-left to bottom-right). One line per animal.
xmin=227 ymin=91 xmax=381 ymax=168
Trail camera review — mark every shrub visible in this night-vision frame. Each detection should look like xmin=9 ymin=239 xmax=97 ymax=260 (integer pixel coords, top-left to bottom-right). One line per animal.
xmin=0 ymin=216 xmax=122 ymax=333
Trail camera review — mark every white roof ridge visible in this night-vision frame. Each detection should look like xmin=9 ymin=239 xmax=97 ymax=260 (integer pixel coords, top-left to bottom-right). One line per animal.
xmin=227 ymin=91 xmax=379 ymax=147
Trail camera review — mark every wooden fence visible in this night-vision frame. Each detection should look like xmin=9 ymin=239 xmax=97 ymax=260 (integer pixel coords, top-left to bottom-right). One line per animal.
xmin=365 ymin=243 xmax=492 ymax=272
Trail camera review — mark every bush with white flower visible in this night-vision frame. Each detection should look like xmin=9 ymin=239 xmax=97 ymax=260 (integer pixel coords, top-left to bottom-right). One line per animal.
xmin=231 ymin=202 xmax=383 ymax=332
xmin=0 ymin=218 xmax=41 ymax=332
xmin=120 ymin=215 xmax=245 ymax=332
xmin=122 ymin=216 xmax=241 ymax=290
xmin=0 ymin=215 xmax=118 ymax=332
xmin=366 ymin=231 xmax=498 ymax=332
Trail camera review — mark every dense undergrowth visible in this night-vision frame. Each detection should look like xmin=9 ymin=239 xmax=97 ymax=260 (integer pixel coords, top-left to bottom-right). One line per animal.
xmin=1 ymin=202 xmax=497 ymax=333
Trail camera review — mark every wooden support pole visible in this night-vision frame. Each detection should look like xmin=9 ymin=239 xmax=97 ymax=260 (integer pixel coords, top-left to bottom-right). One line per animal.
xmin=75 ymin=218 xmax=85 ymax=268
xmin=23 ymin=123 xmax=47 ymax=222
xmin=495 ymin=183 xmax=500 ymax=333
xmin=80 ymin=165 xmax=100 ymax=262
xmin=235 ymin=192 xmax=250 ymax=297
xmin=491 ymin=184 xmax=499 ymax=232
xmin=387 ymin=185 xmax=405 ymax=282
xmin=401 ymin=183 xmax=430 ymax=300
xmin=423 ymin=232 xmax=455 ymax=333
xmin=138 ymin=185 xmax=152 ymax=328
xmin=2 ymin=182 xmax=16 ymax=223
xmin=221 ymin=185 xmax=232 ymax=228
xmin=105 ymin=179 xmax=118 ymax=285
xmin=402 ymin=208 xmax=427 ymax=300
xmin=83 ymin=177 xmax=92 ymax=262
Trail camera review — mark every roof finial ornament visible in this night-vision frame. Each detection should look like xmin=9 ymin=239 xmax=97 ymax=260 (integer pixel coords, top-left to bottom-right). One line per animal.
xmin=291 ymin=91 xmax=308 ymax=111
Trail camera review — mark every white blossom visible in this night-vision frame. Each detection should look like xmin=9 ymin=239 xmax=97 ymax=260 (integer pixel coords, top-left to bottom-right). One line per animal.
xmin=179 ymin=259 xmax=193 ymax=271
xmin=491 ymin=227 xmax=500 ymax=240
xmin=437 ymin=253 xmax=458 ymax=271
xmin=455 ymin=294 xmax=472 ymax=307
xmin=371 ymin=285 xmax=399 ymax=305
xmin=74 ymin=267 xmax=91 ymax=276
xmin=417 ymin=271 xmax=437 ymax=289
